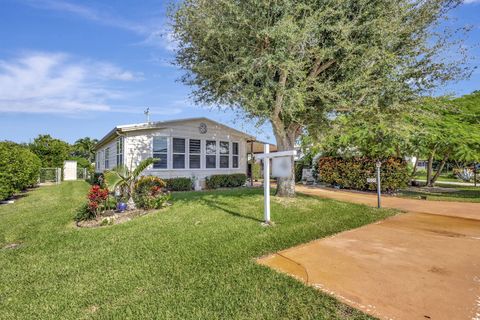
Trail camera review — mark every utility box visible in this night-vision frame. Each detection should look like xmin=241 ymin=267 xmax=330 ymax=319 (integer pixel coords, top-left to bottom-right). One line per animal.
xmin=63 ymin=161 xmax=77 ymax=181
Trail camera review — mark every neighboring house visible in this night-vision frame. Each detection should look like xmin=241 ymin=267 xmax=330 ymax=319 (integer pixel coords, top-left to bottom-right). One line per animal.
xmin=409 ymin=156 xmax=428 ymax=170
xmin=94 ymin=117 xmax=268 ymax=188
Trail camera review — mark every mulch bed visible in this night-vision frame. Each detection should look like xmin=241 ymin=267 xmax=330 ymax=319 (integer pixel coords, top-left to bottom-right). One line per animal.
xmin=76 ymin=209 xmax=154 ymax=228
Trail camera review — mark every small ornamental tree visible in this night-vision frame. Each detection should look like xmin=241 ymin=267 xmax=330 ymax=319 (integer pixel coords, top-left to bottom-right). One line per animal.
xmin=104 ymin=158 xmax=157 ymax=210
xmin=171 ymin=0 xmax=470 ymax=196
xmin=409 ymin=94 xmax=480 ymax=186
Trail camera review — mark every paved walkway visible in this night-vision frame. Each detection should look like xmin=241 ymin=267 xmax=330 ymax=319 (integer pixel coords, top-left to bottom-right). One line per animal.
xmin=258 ymin=186 xmax=480 ymax=320
xmin=416 ymin=179 xmax=479 ymax=187
xmin=296 ymin=185 xmax=480 ymax=220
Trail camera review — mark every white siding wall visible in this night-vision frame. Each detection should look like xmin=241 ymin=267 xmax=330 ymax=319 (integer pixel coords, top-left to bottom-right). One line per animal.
xmin=95 ymin=139 xmax=117 ymax=172
xmin=123 ymin=119 xmax=248 ymax=186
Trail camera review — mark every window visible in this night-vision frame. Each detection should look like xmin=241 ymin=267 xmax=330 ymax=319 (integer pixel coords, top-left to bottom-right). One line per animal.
xmin=116 ymin=137 xmax=124 ymax=166
xmin=232 ymin=142 xmax=239 ymax=168
xmin=104 ymin=148 xmax=110 ymax=169
xmin=220 ymin=141 xmax=229 ymax=168
xmin=153 ymin=136 xmax=168 ymax=169
xmin=206 ymin=140 xmax=216 ymax=168
xmin=96 ymin=152 xmax=100 ymax=170
xmin=173 ymin=138 xmax=186 ymax=169
xmin=189 ymin=139 xmax=201 ymax=169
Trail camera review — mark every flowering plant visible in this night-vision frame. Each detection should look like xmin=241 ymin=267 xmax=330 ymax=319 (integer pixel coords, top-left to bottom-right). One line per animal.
xmin=87 ymin=185 xmax=109 ymax=215
xmin=133 ymin=176 xmax=170 ymax=209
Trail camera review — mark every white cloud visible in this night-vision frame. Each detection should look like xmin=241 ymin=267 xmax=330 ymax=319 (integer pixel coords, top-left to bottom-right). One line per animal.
xmin=23 ymin=0 xmax=146 ymax=33
xmin=95 ymin=63 xmax=143 ymax=81
xmin=0 ymin=52 xmax=139 ymax=114
xmin=22 ymin=0 xmax=177 ymax=51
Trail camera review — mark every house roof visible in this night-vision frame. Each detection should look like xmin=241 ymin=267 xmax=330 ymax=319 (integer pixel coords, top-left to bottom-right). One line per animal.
xmin=94 ymin=117 xmax=262 ymax=150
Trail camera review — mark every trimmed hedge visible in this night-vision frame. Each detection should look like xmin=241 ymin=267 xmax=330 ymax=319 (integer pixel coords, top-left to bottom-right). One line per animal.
xmin=205 ymin=173 xmax=247 ymax=189
xmin=164 ymin=177 xmax=193 ymax=191
xmin=0 ymin=141 xmax=41 ymax=200
xmin=317 ymin=157 xmax=409 ymax=192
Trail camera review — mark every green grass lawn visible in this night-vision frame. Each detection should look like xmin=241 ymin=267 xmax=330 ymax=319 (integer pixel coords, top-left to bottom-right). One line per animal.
xmin=413 ymin=173 xmax=462 ymax=183
xmin=398 ymin=184 xmax=480 ymax=203
xmin=0 ymin=182 xmax=397 ymax=320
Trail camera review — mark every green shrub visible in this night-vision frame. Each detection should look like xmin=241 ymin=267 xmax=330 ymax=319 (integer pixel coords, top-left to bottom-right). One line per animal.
xmin=295 ymin=162 xmax=304 ymax=182
xmin=250 ymin=162 xmax=262 ymax=181
xmin=205 ymin=173 xmax=247 ymax=189
xmin=133 ymin=176 xmax=170 ymax=209
xmin=164 ymin=177 xmax=193 ymax=191
xmin=0 ymin=141 xmax=41 ymax=201
xmin=88 ymin=173 xmax=105 ymax=187
xmin=68 ymin=156 xmax=91 ymax=169
xmin=317 ymin=157 xmax=409 ymax=192
xmin=74 ymin=203 xmax=95 ymax=221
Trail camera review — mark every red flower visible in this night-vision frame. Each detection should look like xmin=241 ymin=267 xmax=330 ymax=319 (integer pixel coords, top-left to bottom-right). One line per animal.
xmin=86 ymin=185 xmax=109 ymax=214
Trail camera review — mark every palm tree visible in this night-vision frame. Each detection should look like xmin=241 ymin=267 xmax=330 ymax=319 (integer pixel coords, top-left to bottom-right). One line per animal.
xmin=73 ymin=137 xmax=98 ymax=163
xmin=104 ymin=158 xmax=156 ymax=210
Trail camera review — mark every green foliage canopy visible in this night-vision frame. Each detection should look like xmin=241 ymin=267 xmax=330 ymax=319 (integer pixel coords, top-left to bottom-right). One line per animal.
xmin=171 ymin=0 xmax=469 ymax=195
xmin=29 ymin=134 xmax=71 ymax=168
xmin=72 ymin=137 xmax=98 ymax=163
xmin=0 ymin=141 xmax=41 ymax=200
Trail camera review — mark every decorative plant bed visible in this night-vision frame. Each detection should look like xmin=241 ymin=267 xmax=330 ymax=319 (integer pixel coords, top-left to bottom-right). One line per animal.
xmin=76 ymin=208 xmax=162 ymax=228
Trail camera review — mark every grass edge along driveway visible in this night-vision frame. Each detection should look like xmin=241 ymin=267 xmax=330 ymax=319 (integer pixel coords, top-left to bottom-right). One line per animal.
xmin=0 ymin=181 xmax=396 ymax=320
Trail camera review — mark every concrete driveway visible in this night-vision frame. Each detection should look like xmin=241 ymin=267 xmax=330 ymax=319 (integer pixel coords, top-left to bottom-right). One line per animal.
xmin=258 ymin=186 xmax=480 ymax=320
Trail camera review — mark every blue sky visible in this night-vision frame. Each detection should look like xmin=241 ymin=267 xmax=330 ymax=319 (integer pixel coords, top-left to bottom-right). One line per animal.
xmin=0 ymin=0 xmax=479 ymax=144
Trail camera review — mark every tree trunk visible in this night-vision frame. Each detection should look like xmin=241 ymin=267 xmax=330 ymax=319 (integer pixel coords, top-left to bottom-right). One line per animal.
xmin=271 ymin=119 xmax=298 ymax=197
xmin=127 ymin=184 xmax=136 ymax=210
xmin=429 ymin=154 xmax=449 ymax=186
xmin=411 ymin=155 xmax=419 ymax=176
xmin=426 ymin=151 xmax=435 ymax=187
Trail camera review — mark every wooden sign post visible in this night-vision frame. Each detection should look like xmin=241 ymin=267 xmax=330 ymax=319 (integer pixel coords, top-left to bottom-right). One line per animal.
xmin=256 ymin=145 xmax=296 ymax=225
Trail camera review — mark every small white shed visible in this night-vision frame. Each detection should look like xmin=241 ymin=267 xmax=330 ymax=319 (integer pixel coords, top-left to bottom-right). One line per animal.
xmin=63 ymin=160 xmax=77 ymax=181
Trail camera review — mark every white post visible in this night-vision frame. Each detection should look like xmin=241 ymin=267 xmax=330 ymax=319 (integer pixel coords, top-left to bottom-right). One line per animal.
xmin=264 ymin=144 xmax=270 ymax=224
xmin=376 ymin=161 xmax=381 ymax=208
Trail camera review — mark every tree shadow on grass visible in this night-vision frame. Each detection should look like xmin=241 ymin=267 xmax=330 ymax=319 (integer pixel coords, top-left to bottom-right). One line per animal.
xmin=199 ymin=195 xmax=264 ymax=223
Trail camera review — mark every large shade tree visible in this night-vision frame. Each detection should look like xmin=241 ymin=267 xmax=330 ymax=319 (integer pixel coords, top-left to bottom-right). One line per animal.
xmin=171 ymin=0 xmax=468 ymax=196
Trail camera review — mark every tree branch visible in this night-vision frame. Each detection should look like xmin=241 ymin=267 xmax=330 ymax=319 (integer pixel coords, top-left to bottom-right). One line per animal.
xmin=308 ymin=59 xmax=336 ymax=78
xmin=273 ymin=69 xmax=288 ymax=119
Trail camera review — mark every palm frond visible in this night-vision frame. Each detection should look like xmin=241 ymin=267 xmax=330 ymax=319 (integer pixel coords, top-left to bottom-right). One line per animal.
xmin=104 ymin=170 xmax=123 ymax=189
xmin=132 ymin=158 xmax=156 ymax=178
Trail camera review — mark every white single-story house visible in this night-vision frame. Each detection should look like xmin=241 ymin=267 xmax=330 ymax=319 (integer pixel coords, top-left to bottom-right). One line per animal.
xmin=94 ymin=117 xmax=273 ymax=188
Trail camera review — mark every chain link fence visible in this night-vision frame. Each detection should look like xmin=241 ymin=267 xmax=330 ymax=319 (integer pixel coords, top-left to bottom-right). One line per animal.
xmin=39 ymin=168 xmax=61 ymax=185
